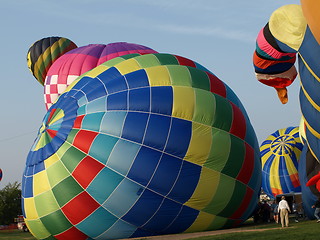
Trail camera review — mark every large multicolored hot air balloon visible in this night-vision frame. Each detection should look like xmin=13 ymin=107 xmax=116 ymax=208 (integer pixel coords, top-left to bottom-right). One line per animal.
xmin=27 ymin=37 xmax=158 ymax=110
xmin=260 ymin=127 xmax=303 ymax=198
xmin=23 ymin=52 xmax=261 ymax=239
xmin=0 ymin=168 xmax=2 ymax=182
xmin=253 ymin=3 xmax=320 ymax=214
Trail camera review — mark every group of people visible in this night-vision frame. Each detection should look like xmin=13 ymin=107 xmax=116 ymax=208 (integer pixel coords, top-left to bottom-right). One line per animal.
xmin=253 ymin=201 xmax=272 ymax=223
xmin=277 ymin=196 xmax=320 ymax=227
xmin=254 ymin=196 xmax=320 ymax=228
xmin=268 ymin=196 xmax=296 ymax=227
xmin=253 ymin=196 xmax=299 ymax=227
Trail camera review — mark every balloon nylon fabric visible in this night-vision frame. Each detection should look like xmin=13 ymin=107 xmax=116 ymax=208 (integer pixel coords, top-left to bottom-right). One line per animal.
xmin=253 ymin=4 xmax=320 ymax=214
xmin=22 ymin=53 xmax=261 ymax=239
xmin=27 ymin=37 xmax=77 ymax=85
xmin=260 ymin=127 xmax=303 ymax=198
xmin=298 ymin=146 xmax=319 ymax=219
xmin=253 ymin=4 xmax=320 ymax=167
xmin=44 ymin=43 xmax=158 ymax=110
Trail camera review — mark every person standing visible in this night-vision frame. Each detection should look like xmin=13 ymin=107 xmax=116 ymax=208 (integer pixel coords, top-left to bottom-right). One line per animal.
xmin=271 ymin=201 xmax=279 ymax=223
xmin=292 ymin=200 xmax=299 ymax=222
xmin=278 ymin=196 xmax=291 ymax=227
xmin=312 ymin=197 xmax=320 ymax=222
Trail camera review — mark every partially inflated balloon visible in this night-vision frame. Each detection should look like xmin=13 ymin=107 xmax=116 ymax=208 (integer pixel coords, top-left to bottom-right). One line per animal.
xmin=260 ymin=127 xmax=303 ymax=198
xmin=253 ymin=2 xmax=320 ymax=216
xmin=27 ymin=37 xmax=77 ymax=85
xmin=22 ymin=53 xmax=261 ymax=240
xmin=44 ymin=42 xmax=158 ymax=109
xmin=253 ymin=3 xmax=320 ymax=165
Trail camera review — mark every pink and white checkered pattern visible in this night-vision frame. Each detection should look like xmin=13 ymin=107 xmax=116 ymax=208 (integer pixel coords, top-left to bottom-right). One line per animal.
xmin=44 ymin=75 xmax=79 ymax=110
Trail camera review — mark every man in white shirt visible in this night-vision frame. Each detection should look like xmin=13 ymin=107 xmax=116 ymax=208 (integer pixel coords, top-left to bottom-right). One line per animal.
xmin=278 ymin=196 xmax=291 ymax=227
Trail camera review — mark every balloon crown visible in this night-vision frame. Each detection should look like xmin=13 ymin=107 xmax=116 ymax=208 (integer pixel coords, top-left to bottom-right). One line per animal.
xmin=27 ymin=36 xmax=77 ymax=85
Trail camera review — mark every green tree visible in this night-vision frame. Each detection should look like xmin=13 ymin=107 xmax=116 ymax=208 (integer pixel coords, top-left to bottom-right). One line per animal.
xmin=0 ymin=182 xmax=22 ymax=225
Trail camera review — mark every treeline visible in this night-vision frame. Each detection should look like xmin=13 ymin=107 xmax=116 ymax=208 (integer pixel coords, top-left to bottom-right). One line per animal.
xmin=0 ymin=182 xmax=22 ymax=225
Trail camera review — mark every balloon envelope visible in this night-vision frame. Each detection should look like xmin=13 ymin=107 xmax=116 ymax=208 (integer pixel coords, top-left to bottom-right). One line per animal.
xmin=301 ymin=0 xmax=320 ymax=44
xmin=260 ymin=126 xmax=303 ymax=198
xmin=27 ymin=37 xmax=77 ymax=85
xmin=22 ymin=53 xmax=261 ymax=239
xmin=298 ymin=146 xmax=320 ymax=219
xmin=44 ymin=42 xmax=158 ymax=109
xmin=0 ymin=168 xmax=2 ymax=182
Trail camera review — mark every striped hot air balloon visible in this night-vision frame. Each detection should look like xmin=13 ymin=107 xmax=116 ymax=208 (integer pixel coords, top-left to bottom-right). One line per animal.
xmin=22 ymin=53 xmax=261 ymax=240
xmin=27 ymin=37 xmax=77 ymax=85
xmin=260 ymin=127 xmax=303 ymax=198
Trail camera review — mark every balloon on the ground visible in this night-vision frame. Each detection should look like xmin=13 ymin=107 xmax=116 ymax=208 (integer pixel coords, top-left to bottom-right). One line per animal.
xmin=260 ymin=126 xmax=303 ymax=198
xmin=22 ymin=53 xmax=261 ymax=239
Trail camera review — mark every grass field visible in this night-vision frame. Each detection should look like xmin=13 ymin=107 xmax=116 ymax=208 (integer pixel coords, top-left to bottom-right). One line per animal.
xmin=181 ymin=219 xmax=320 ymax=240
xmin=185 ymin=221 xmax=320 ymax=240
xmin=0 ymin=219 xmax=319 ymax=240
xmin=0 ymin=229 xmax=34 ymax=240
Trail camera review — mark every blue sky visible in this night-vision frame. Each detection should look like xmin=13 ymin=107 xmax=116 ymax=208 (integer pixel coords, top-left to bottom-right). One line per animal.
xmin=0 ymin=0 xmax=300 ymax=187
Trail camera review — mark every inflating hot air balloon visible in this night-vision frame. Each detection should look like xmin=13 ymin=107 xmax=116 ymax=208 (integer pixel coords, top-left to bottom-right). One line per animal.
xmin=23 ymin=53 xmax=261 ymax=239
xmin=260 ymin=127 xmax=303 ymax=198
xmin=253 ymin=3 xmax=320 ymax=215
xmin=27 ymin=37 xmax=158 ymax=109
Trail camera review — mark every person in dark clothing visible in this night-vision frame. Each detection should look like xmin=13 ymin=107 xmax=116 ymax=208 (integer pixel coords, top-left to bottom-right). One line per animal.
xmin=270 ymin=200 xmax=278 ymax=223
xmin=312 ymin=197 xmax=320 ymax=222
xmin=292 ymin=200 xmax=299 ymax=222
xmin=253 ymin=202 xmax=262 ymax=223
xmin=262 ymin=201 xmax=271 ymax=222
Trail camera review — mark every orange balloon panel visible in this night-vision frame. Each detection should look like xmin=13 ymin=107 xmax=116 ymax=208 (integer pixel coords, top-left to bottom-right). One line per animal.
xmin=301 ymin=0 xmax=320 ymax=44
